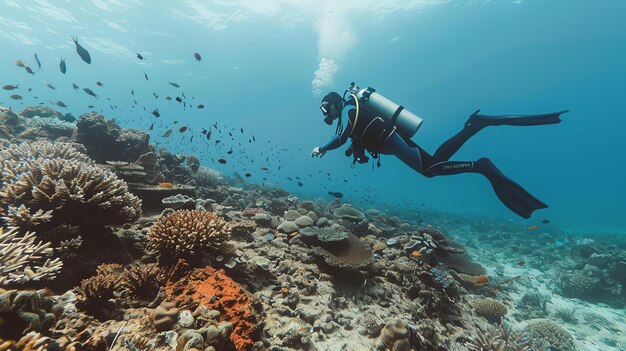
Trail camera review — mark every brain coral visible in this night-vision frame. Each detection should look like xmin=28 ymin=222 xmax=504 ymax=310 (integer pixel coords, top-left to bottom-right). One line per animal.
xmin=474 ymin=298 xmax=508 ymax=322
xmin=0 ymin=141 xmax=141 ymax=230
xmin=148 ymin=210 xmax=232 ymax=259
xmin=524 ymin=319 xmax=575 ymax=351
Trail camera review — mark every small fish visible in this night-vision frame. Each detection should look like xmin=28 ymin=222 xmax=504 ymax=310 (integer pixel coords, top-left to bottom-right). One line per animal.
xmin=162 ymin=129 xmax=173 ymax=137
xmin=245 ymin=173 xmax=251 ymax=177
xmin=260 ymin=167 xmax=269 ymax=171
xmin=83 ymin=88 xmax=98 ymax=99
xmin=158 ymin=182 xmax=174 ymax=188
xmin=44 ymin=81 xmax=56 ymax=90
xmin=72 ymin=83 xmax=80 ymax=90
xmin=516 ymin=261 xmax=526 ymax=266
xmin=227 ymin=149 xmax=233 ymax=154
xmin=10 ymin=94 xmax=23 ymax=100
xmin=15 ymin=60 xmax=25 ymax=67
xmin=34 ymin=53 xmax=42 ymax=70
xmin=168 ymin=82 xmax=180 ymax=88
xmin=59 ymin=57 xmax=66 ymax=74
xmin=218 ymin=158 xmax=226 ymax=164
xmin=149 ymin=123 xmax=154 ymax=130
xmin=144 ymin=71 xmax=149 ymax=80
xmin=240 ymin=128 xmax=243 ymax=133
xmin=165 ymin=96 xmax=172 ymax=101
xmin=175 ymin=96 xmax=182 ymax=103
xmin=541 ymin=219 xmax=550 ymax=224
xmin=96 ymin=81 xmax=104 ymax=87
xmin=328 ymin=191 xmax=343 ymax=198
xmin=2 ymin=85 xmax=19 ymax=90
xmin=72 ymin=36 xmax=92 ymax=64
xmin=136 ymin=53 xmax=144 ymax=60
xmin=87 ymin=105 xmax=95 ymax=108
xmin=24 ymin=66 xmax=35 ymax=75
xmin=197 ymin=104 xmax=204 ymax=109
xmin=297 ymin=181 xmax=303 ymax=187
xmin=527 ymin=225 xmax=539 ymax=231
xmin=194 ymin=52 xmax=202 ymax=61
xmin=410 ymin=250 xmax=422 ymax=258
xmin=206 ymin=130 xmax=212 ymax=140
xmin=151 ymin=109 xmax=160 ymax=117
xmin=179 ymin=126 xmax=188 ymax=133
xmin=54 ymin=100 xmax=69 ymax=108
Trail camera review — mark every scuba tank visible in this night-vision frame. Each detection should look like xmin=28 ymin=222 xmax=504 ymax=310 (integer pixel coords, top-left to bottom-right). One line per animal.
xmin=345 ymin=82 xmax=424 ymax=138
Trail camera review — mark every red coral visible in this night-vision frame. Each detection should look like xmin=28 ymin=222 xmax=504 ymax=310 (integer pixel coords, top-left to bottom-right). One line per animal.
xmin=166 ymin=266 xmax=256 ymax=350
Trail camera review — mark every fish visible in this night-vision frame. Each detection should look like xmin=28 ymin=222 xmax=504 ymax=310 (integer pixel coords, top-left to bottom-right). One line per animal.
xmin=179 ymin=126 xmax=188 ymax=133
xmin=158 ymin=182 xmax=174 ymax=188
xmin=87 ymin=105 xmax=95 ymax=108
xmin=165 ymin=96 xmax=172 ymax=101
xmin=227 ymin=149 xmax=233 ymax=154
xmin=59 ymin=57 xmax=66 ymax=74
xmin=96 ymin=81 xmax=104 ymax=87
xmin=194 ymin=52 xmax=202 ymax=61
xmin=151 ymin=109 xmax=160 ymax=117
xmin=15 ymin=60 xmax=25 ymax=67
xmin=2 ymin=85 xmax=19 ymax=90
xmin=411 ymin=250 xmax=422 ymax=258
xmin=541 ymin=219 xmax=550 ymax=224
xmin=527 ymin=225 xmax=539 ymax=231
xmin=72 ymin=36 xmax=92 ymax=64
xmin=149 ymin=123 xmax=154 ymax=130
xmin=144 ymin=71 xmax=149 ymax=80
xmin=245 ymin=173 xmax=251 ymax=177
xmin=43 ymin=81 xmax=56 ymax=90
xmin=162 ymin=129 xmax=173 ymax=137
xmin=175 ymin=97 xmax=182 ymax=103
xmin=516 ymin=261 xmax=526 ymax=266
xmin=72 ymin=83 xmax=80 ymax=90
xmin=297 ymin=181 xmax=303 ymax=187
xmin=206 ymin=130 xmax=212 ymax=140
xmin=53 ymin=100 xmax=69 ymax=108
xmin=197 ymin=104 xmax=205 ymax=109
xmin=10 ymin=95 xmax=23 ymax=100
xmin=136 ymin=53 xmax=144 ymax=60
xmin=218 ymin=159 xmax=226 ymax=164
xmin=83 ymin=88 xmax=98 ymax=99
xmin=260 ymin=167 xmax=269 ymax=171
xmin=61 ymin=113 xmax=76 ymax=123
xmin=34 ymin=53 xmax=42 ymax=70
xmin=240 ymin=128 xmax=244 ymax=133
xmin=168 ymin=82 xmax=180 ymax=88
xmin=328 ymin=191 xmax=344 ymax=198
xmin=24 ymin=66 xmax=35 ymax=75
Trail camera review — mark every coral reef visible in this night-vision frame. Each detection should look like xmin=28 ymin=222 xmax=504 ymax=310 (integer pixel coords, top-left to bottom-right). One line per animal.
xmin=120 ymin=263 xmax=168 ymax=301
xmin=473 ymin=298 xmax=508 ymax=323
xmin=310 ymin=233 xmax=373 ymax=270
xmin=148 ymin=210 xmax=233 ymax=261
xmin=524 ymin=319 xmax=576 ymax=351
xmin=0 ymin=289 xmax=63 ymax=340
xmin=0 ymin=227 xmax=62 ymax=285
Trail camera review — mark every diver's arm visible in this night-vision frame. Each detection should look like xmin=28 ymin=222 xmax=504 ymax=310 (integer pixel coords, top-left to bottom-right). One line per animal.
xmin=319 ymin=107 xmax=355 ymax=152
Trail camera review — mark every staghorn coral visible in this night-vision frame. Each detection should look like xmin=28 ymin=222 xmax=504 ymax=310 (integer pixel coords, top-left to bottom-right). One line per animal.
xmin=120 ymin=263 xmax=169 ymax=301
xmin=0 ymin=141 xmax=141 ymax=231
xmin=524 ymin=319 xmax=575 ymax=351
xmin=0 ymin=140 xmax=90 ymax=164
xmin=474 ymin=298 xmax=508 ymax=323
xmin=0 ymin=227 xmax=62 ymax=285
xmin=148 ymin=210 xmax=233 ymax=260
xmin=75 ymin=264 xmax=123 ymax=316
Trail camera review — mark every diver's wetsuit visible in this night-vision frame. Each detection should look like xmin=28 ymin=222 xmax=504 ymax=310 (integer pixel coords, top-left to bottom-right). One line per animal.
xmin=319 ymin=99 xmax=567 ymax=218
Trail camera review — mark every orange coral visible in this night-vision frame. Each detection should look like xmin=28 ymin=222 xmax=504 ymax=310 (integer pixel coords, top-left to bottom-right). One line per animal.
xmin=166 ymin=266 xmax=256 ymax=350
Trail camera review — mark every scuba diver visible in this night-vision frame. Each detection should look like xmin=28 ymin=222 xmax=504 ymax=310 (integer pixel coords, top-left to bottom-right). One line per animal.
xmin=311 ymin=83 xmax=568 ymax=219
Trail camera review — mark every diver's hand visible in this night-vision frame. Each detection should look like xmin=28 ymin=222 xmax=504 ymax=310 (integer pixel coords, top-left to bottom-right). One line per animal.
xmin=311 ymin=147 xmax=326 ymax=158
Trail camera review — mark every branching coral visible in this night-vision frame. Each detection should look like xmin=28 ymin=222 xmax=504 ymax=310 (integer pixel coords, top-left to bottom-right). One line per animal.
xmin=0 ymin=227 xmax=62 ymax=285
xmin=75 ymin=264 xmax=123 ymax=315
xmin=120 ymin=263 xmax=168 ymax=301
xmin=0 ymin=141 xmax=141 ymax=232
xmin=148 ymin=210 xmax=233 ymax=260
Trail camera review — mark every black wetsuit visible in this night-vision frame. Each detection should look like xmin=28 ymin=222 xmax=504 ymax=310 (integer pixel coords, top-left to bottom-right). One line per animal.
xmin=319 ymin=99 xmax=568 ymax=218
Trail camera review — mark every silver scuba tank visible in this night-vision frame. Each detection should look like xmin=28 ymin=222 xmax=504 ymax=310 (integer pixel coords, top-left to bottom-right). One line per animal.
xmin=348 ymin=83 xmax=423 ymax=138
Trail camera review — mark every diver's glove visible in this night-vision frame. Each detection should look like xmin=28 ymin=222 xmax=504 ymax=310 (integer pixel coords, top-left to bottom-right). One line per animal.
xmin=311 ymin=147 xmax=326 ymax=158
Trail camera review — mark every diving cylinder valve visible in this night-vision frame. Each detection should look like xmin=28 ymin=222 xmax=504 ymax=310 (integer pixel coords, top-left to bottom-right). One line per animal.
xmin=348 ymin=83 xmax=423 ymax=138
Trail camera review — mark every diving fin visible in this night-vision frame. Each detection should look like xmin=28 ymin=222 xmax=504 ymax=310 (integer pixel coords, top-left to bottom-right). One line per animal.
xmin=465 ymin=109 xmax=569 ymax=128
xmin=476 ymin=158 xmax=547 ymax=219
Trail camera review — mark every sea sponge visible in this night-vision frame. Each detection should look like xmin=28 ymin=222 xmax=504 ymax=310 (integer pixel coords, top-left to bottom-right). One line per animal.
xmin=524 ymin=319 xmax=575 ymax=351
xmin=474 ymin=298 xmax=508 ymax=322
xmin=0 ymin=227 xmax=62 ymax=285
xmin=148 ymin=210 xmax=233 ymax=260
xmin=0 ymin=141 xmax=141 ymax=231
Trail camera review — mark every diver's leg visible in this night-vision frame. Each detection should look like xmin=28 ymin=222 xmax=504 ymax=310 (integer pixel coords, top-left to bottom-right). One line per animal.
xmin=378 ymin=133 xmax=433 ymax=173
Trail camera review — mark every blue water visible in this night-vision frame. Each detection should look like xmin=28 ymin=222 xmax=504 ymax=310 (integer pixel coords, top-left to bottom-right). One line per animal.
xmin=1 ymin=0 xmax=625 ymax=233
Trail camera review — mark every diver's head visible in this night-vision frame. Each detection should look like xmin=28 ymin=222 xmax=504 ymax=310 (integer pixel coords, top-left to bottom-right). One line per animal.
xmin=320 ymin=91 xmax=343 ymax=125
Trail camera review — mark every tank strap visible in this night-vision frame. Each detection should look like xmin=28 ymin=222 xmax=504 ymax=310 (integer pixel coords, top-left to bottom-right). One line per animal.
xmin=348 ymin=93 xmax=360 ymax=137
xmin=390 ymin=106 xmax=405 ymax=124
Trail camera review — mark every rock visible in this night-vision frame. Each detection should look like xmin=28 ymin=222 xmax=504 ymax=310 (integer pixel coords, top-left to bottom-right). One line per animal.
xmin=152 ymin=301 xmax=180 ymax=332
xmin=294 ymin=215 xmax=314 ymax=228
xmin=178 ymin=310 xmax=195 ymax=328
xmin=284 ymin=209 xmax=301 ymax=221
xmin=164 ymin=330 xmax=178 ymax=348
xmin=20 ymin=105 xmax=60 ymax=118
xmin=277 ymin=221 xmax=299 ymax=233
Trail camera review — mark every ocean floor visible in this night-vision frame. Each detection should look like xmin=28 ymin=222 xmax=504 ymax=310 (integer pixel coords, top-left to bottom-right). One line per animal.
xmin=0 ymin=105 xmax=624 ymax=351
